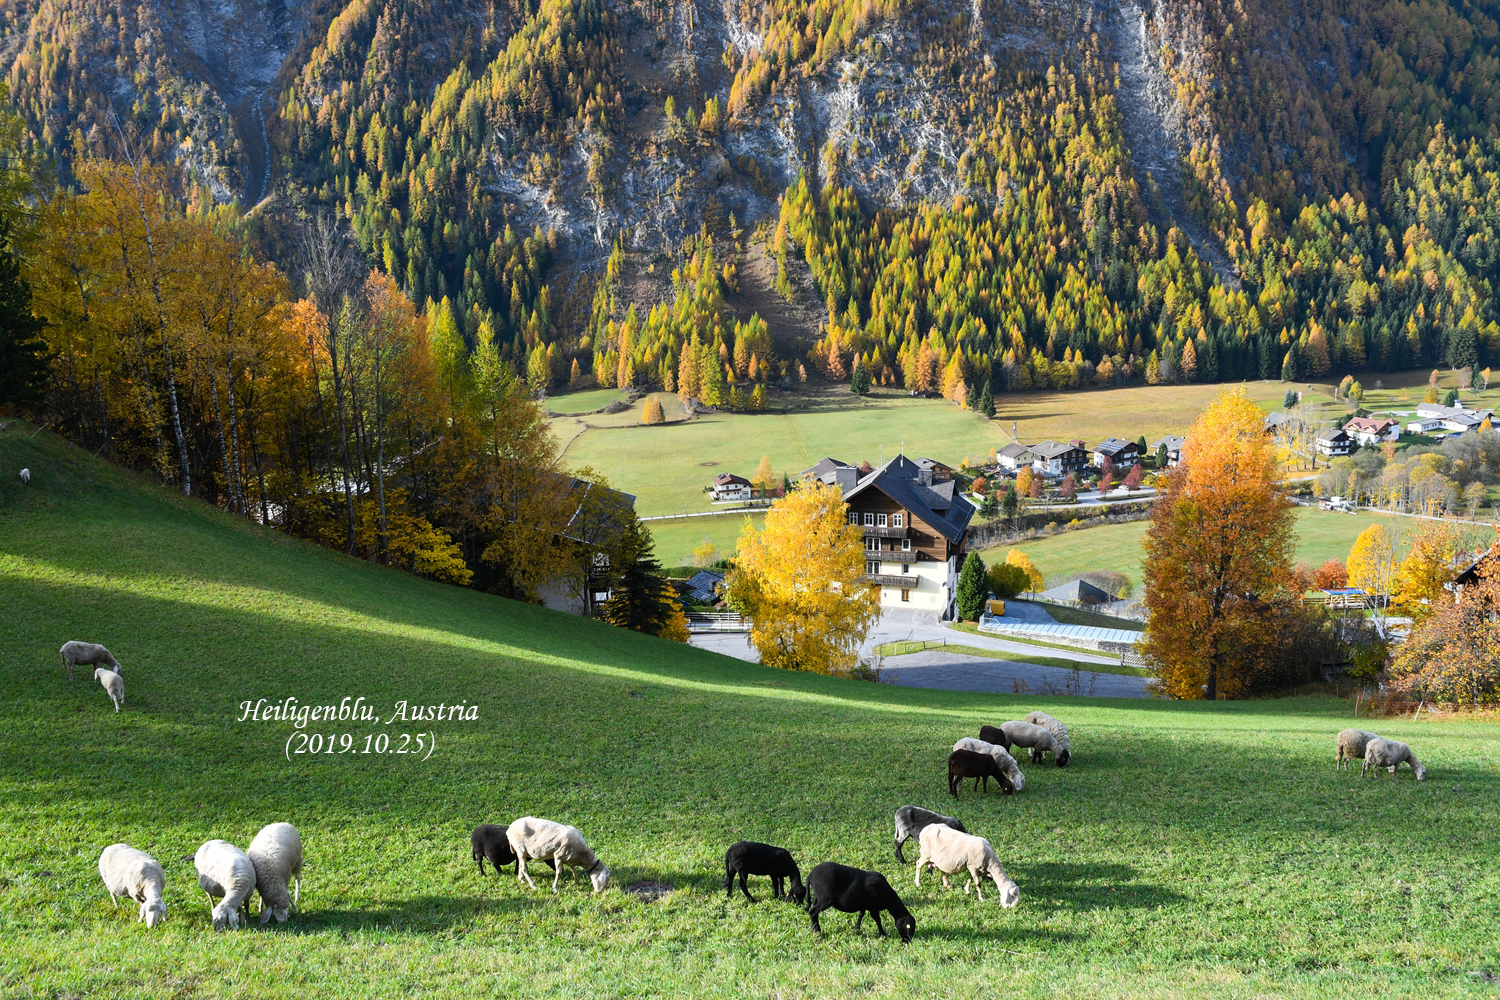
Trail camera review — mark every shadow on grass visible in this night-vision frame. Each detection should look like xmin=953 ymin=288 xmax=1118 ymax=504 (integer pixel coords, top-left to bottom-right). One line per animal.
xmin=260 ymin=895 xmax=546 ymax=934
xmin=1009 ymin=861 xmax=1188 ymax=911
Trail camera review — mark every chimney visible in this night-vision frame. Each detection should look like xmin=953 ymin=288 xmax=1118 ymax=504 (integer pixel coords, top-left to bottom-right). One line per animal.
xmin=834 ymin=467 xmax=857 ymax=493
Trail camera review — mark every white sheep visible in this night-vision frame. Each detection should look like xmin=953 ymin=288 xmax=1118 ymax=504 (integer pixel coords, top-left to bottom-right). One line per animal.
xmin=1362 ymin=737 xmax=1426 ymax=781
xmin=506 ymin=817 xmax=610 ymax=893
xmin=1024 ymin=711 xmax=1072 ymax=760
xmin=20 ymin=467 xmax=30 ymax=484
xmin=97 ymin=844 xmax=166 ymax=928
xmin=994 ymin=720 xmax=1071 ymax=767
xmin=193 ymin=839 xmax=257 ymax=930
xmin=247 ymin=822 xmax=303 ymax=924
xmin=913 ymin=824 xmax=1019 ymax=906
xmin=60 ymin=640 xmax=120 ymax=681
xmin=952 ymin=737 xmax=1026 ymax=791
xmin=1335 ymin=728 xmax=1380 ymax=771
xmin=95 ymin=667 xmax=123 ymax=712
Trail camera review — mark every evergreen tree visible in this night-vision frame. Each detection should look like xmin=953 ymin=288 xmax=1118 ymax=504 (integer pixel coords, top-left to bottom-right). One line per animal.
xmin=1259 ymin=336 xmax=1277 ymax=380
xmin=1442 ymin=388 xmax=1459 ymax=408
xmin=1001 ymin=484 xmax=1019 ymax=521
xmin=955 ymin=551 xmax=989 ymax=620
xmin=1283 ymin=389 xmax=1300 ymax=409
xmin=598 ymin=521 xmax=682 ymax=639
xmin=0 ymin=222 xmax=47 ymax=412
xmin=850 ymin=357 xmax=871 ymax=395
xmin=979 ymin=380 xmax=995 ymax=418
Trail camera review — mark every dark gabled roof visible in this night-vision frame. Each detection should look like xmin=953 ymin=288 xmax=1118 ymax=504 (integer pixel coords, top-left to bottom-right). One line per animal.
xmin=844 ymin=455 xmax=974 ymax=545
xmin=685 ymin=569 xmax=725 ymax=603
xmin=800 ymin=456 xmax=850 ymax=480
xmin=1094 ymin=437 xmax=1139 ymax=456
xmin=713 ymin=472 xmax=751 ymax=487
xmin=914 ymin=456 xmax=950 ymax=472
xmin=1031 ymin=440 xmax=1084 ymax=459
xmin=1317 ymin=428 xmax=1351 ymax=442
xmin=558 ymin=477 xmax=636 ymax=546
xmin=1456 ymin=546 xmax=1498 ymax=587
xmin=998 ymin=442 xmax=1033 ymax=459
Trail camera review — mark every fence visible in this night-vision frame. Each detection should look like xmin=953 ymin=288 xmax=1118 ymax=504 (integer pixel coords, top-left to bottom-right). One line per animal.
xmin=879 ymin=639 xmax=948 ymax=656
xmin=685 ymin=612 xmax=749 ymax=632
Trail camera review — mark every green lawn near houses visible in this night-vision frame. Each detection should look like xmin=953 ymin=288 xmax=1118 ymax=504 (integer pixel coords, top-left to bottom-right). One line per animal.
xmin=3 ymin=427 xmax=1500 ymax=998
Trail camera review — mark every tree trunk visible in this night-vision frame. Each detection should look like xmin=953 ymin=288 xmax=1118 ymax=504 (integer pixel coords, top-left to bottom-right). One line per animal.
xmin=208 ymin=361 xmax=233 ymax=511
xmin=326 ymin=318 xmax=359 ymax=555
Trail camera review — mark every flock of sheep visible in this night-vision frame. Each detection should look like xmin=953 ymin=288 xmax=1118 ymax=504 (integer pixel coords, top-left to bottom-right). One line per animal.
xmin=68 ymin=633 xmax=1428 ymax=941
xmin=97 ymin=823 xmax=302 ymax=932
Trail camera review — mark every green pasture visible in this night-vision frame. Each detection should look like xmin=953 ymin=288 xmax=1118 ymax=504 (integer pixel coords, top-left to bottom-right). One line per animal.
xmin=2 ymin=428 xmax=1499 ymax=998
xmin=647 ymin=511 xmax=764 ymax=571
xmin=979 ymin=508 xmax=1409 ymax=592
xmin=555 ymin=387 xmax=1007 ymax=515
xmin=544 ymin=387 xmax=626 ymax=415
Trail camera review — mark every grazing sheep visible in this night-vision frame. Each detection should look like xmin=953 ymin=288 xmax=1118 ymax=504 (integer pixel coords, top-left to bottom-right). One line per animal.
xmin=506 ymin=816 xmax=610 ymax=893
xmin=20 ymin=467 xmax=30 ymax=484
xmin=1335 ymin=729 xmax=1380 ymax=771
xmin=247 ymin=822 xmax=303 ymax=924
xmin=60 ymin=640 xmax=120 ymax=682
xmin=1024 ymin=711 xmax=1072 ymax=762
xmin=991 ymin=720 xmax=1070 ymax=767
xmin=1362 ymin=737 xmax=1427 ymax=781
xmin=723 ymin=841 xmax=806 ymax=904
xmin=470 ymin=823 xmax=560 ymax=881
xmin=804 ymin=862 xmax=915 ymax=942
xmin=893 ymin=805 xmax=966 ymax=864
xmin=953 ymin=737 xmax=1026 ymax=791
xmin=913 ymin=824 xmax=1020 ymax=906
xmin=193 ymin=839 xmax=257 ymax=931
xmin=947 ymin=749 xmax=1014 ymax=798
xmin=97 ymin=844 xmax=166 ymax=928
xmin=94 ymin=667 xmax=124 ymax=712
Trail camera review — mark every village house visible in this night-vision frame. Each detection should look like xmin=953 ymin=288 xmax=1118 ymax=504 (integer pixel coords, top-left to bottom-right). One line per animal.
xmin=710 ymin=472 xmax=754 ymax=501
xmin=1264 ymin=412 xmax=1302 ymax=440
xmin=539 ymin=478 xmax=637 ymax=617
xmin=1030 ymin=440 xmax=1089 ymax=478
xmin=1315 ymin=428 xmax=1354 ymax=457
xmin=1408 ymin=403 xmax=1495 ymax=436
xmin=1152 ymin=435 xmax=1186 ymax=467
xmin=1091 ymin=437 xmax=1142 ymax=469
xmin=811 ymin=455 xmax=974 ymax=617
xmin=996 ymin=442 xmax=1035 ymax=472
xmin=1344 ymin=416 xmax=1400 ymax=446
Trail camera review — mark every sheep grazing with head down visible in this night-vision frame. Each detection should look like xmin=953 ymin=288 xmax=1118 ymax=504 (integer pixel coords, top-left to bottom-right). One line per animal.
xmin=892 ymin=805 xmax=966 ymax=864
xmin=60 ymin=640 xmax=120 ymax=682
xmin=1362 ymin=737 xmax=1426 ymax=781
xmin=1024 ymin=711 xmax=1072 ymax=762
xmin=988 ymin=720 xmax=1070 ymax=767
xmin=506 ymin=817 xmax=610 ymax=893
xmin=1335 ymin=729 xmax=1380 ymax=771
xmin=98 ymin=844 xmax=166 ymax=928
xmin=952 ymin=737 xmax=1026 ymax=791
xmin=913 ymin=824 xmax=1020 ymax=906
xmin=723 ymin=841 xmax=806 ymax=903
xmin=804 ymin=861 xmax=915 ymax=942
xmin=193 ymin=839 xmax=257 ymax=930
xmin=247 ymin=822 xmax=303 ymax=924
xmin=947 ymin=749 xmax=1014 ymax=797
xmin=95 ymin=667 xmax=124 ymax=712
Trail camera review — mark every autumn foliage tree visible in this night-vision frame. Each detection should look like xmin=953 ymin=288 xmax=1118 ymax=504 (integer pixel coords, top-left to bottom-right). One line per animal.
xmin=1142 ymin=387 xmax=1297 ymax=699
xmin=725 ymin=480 xmax=879 ymax=673
xmin=1388 ymin=550 xmax=1500 ymax=706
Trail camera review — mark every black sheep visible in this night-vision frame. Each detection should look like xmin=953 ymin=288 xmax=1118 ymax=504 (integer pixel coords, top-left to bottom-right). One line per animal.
xmin=723 ymin=841 xmax=806 ymax=903
xmin=948 ymin=749 xmax=1015 ymax=797
xmin=978 ymin=724 xmax=1010 ymax=752
xmin=804 ymin=861 xmax=915 ymax=943
xmin=470 ymin=823 xmax=555 ymax=877
xmin=893 ymin=805 xmax=966 ymax=863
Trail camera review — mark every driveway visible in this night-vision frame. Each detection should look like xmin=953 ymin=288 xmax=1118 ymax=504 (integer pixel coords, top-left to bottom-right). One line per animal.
xmin=687 ymin=606 xmax=1151 ymax=698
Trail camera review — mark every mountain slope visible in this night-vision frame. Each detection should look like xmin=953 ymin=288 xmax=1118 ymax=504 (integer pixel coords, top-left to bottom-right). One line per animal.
xmin=3 ymin=425 xmax=1500 ymax=997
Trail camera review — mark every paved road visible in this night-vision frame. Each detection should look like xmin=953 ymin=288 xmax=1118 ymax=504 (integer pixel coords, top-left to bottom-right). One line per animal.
xmin=687 ymin=605 xmax=1151 ymax=698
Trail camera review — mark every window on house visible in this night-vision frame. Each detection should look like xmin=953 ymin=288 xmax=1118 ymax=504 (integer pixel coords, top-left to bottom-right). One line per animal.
xmin=892 ymin=513 xmax=904 ymax=527
xmin=902 ymin=538 xmax=911 ymax=551
xmin=877 ymin=513 xmax=888 ymax=526
xmin=866 ymin=560 xmax=881 ymax=575
xmin=866 ymin=536 xmax=881 ymax=551
xmin=864 ymin=513 xmax=875 ymax=526
xmin=901 ymin=589 xmax=911 ymax=602
xmin=902 ymin=564 xmax=910 ymax=574
xmin=847 ymin=511 xmax=858 ymax=524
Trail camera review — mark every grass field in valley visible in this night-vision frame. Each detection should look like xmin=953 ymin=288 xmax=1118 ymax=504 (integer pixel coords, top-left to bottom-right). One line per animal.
xmin=979 ymin=508 xmax=1420 ymax=592
xmin=2 ymin=428 xmax=1500 ymax=998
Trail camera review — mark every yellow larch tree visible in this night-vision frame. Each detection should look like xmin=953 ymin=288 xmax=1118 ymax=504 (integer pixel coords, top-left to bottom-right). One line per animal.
xmin=725 ymin=479 xmax=879 ymax=673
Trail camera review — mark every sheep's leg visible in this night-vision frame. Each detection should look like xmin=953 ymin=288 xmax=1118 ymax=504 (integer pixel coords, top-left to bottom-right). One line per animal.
xmin=914 ymin=859 xmax=925 ymax=885
xmin=855 ymin=910 xmax=865 ymax=930
xmin=739 ymin=871 xmax=755 ymax=904
xmin=476 ymin=854 xmax=486 ymax=876
xmin=940 ymin=872 xmax=953 ymax=891
xmin=968 ymin=868 xmax=984 ymax=901
xmin=870 ymin=910 xmax=886 ymax=936
xmin=772 ymin=876 xmax=783 ymax=900
xmin=294 ymin=873 xmax=300 ymax=907
xmin=808 ymin=906 xmax=824 ymax=933
xmin=516 ymin=853 xmax=537 ymax=889
xmin=724 ymin=865 xmax=735 ymax=899
xmin=552 ymin=860 xmax=563 ymax=893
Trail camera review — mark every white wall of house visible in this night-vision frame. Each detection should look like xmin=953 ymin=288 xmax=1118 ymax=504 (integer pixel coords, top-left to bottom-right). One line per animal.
xmin=712 ymin=484 xmax=752 ymax=501
xmin=868 ymin=556 xmax=954 ymax=614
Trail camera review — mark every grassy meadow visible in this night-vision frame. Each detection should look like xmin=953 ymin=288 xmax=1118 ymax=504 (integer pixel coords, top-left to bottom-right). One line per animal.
xmin=647 ymin=512 xmax=763 ymax=571
xmin=978 ymin=508 xmax=1414 ymax=592
xmin=3 ymin=428 xmax=1500 ymax=998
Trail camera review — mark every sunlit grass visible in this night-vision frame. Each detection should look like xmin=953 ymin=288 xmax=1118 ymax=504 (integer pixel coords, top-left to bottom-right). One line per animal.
xmin=2 ymin=426 xmax=1498 ymax=998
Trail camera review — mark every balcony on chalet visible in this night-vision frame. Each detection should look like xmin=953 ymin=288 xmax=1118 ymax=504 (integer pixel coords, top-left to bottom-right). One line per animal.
xmin=863 ymin=573 xmax=920 ymax=587
xmin=861 ymin=524 xmax=911 ymax=540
